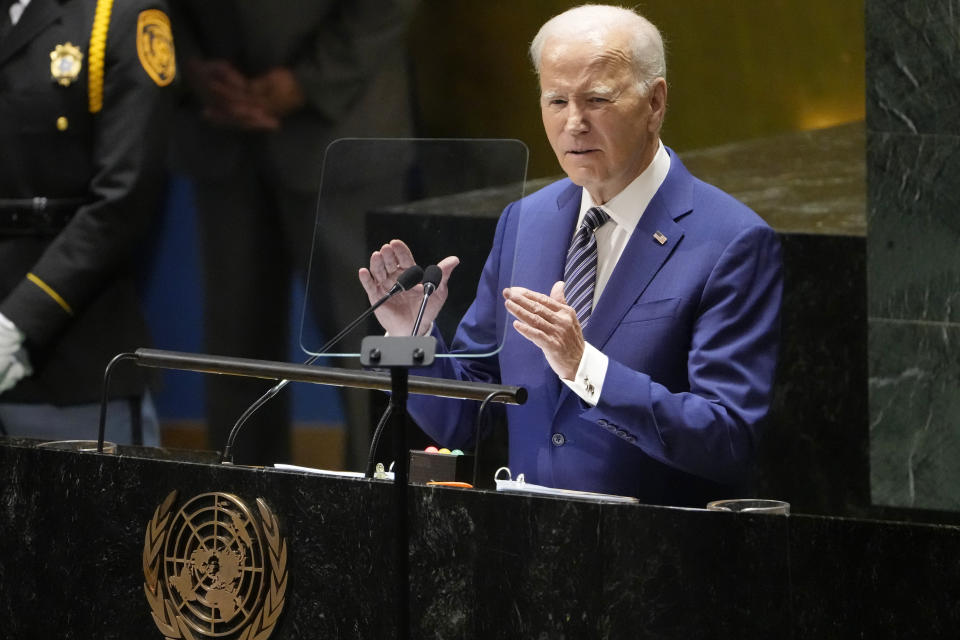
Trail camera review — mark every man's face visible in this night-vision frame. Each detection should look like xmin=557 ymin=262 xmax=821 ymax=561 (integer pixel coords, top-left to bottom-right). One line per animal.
xmin=539 ymin=34 xmax=663 ymax=204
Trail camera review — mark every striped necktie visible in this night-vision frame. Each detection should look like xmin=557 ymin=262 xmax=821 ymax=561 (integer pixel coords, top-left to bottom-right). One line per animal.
xmin=563 ymin=206 xmax=610 ymax=326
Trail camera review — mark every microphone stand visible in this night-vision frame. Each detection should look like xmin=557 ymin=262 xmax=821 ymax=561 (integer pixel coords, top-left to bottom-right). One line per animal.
xmin=366 ymin=267 xmax=440 ymax=478
xmin=97 ymin=352 xmax=138 ymax=453
xmin=358 ymin=334 xmax=436 ymax=640
xmin=221 ymin=266 xmax=423 ymax=462
xmin=362 ymin=261 xmax=437 ymax=638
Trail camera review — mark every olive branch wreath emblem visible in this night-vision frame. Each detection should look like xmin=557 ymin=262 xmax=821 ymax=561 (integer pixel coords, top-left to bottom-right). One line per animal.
xmin=143 ymin=491 xmax=288 ymax=640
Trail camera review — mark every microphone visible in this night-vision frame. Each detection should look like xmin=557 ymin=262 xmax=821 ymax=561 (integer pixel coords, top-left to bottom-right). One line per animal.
xmin=221 ymin=264 xmax=424 ymax=463
xmin=366 ymin=265 xmax=443 ymax=477
xmin=421 ymin=264 xmax=441 ymax=296
xmin=411 ymin=264 xmax=442 ymax=337
xmin=384 ymin=264 xmax=426 ymax=299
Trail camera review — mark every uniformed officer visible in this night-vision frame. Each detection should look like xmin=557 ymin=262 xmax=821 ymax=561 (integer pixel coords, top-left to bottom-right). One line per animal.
xmin=0 ymin=0 xmax=175 ymax=444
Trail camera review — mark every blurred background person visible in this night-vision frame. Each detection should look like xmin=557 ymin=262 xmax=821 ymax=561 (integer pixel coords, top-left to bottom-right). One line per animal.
xmin=167 ymin=0 xmax=419 ymax=465
xmin=0 ymin=0 xmax=176 ymax=444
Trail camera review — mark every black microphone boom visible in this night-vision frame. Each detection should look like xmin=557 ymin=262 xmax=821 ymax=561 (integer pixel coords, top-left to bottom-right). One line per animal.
xmin=411 ymin=264 xmax=442 ymax=337
xmin=221 ymin=265 xmax=424 ymax=462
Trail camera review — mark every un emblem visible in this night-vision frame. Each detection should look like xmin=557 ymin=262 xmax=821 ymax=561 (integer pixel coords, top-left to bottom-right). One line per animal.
xmin=143 ymin=491 xmax=287 ymax=640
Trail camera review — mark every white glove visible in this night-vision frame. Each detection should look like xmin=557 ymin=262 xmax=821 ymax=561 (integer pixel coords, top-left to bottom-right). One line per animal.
xmin=0 ymin=312 xmax=32 ymax=394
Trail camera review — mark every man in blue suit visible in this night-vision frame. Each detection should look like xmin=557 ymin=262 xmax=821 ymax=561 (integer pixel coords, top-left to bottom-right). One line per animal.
xmin=359 ymin=5 xmax=783 ymax=506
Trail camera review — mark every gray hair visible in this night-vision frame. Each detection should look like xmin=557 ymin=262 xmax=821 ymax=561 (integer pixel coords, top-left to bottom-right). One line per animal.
xmin=529 ymin=4 xmax=666 ymax=91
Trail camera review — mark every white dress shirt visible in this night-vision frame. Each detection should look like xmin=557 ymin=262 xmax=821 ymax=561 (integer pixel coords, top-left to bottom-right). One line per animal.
xmin=9 ymin=0 xmax=31 ymax=26
xmin=562 ymin=140 xmax=671 ymax=405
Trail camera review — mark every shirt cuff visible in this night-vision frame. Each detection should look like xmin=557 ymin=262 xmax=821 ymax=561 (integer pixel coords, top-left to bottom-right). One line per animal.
xmin=561 ymin=341 xmax=608 ymax=406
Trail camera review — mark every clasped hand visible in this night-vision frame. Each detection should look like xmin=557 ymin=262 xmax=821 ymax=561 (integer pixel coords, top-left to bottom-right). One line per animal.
xmin=358 ymin=239 xmax=459 ymax=336
xmin=187 ymin=60 xmax=305 ymax=130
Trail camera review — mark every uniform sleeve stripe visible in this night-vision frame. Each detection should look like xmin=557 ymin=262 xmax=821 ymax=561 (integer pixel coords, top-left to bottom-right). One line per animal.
xmin=26 ymin=273 xmax=74 ymax=316
xmin=87 ymin=0 xmax=115 ymax=113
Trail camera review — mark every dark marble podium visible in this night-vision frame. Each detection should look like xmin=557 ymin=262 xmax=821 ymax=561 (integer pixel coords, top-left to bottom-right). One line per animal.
xmin=2 ymin=437 xmax=959 ymax=639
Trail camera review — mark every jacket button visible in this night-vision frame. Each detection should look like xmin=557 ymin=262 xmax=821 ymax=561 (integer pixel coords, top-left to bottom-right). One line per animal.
xmin=56 ymin=116 xmax=69 ymax=131
xmin=551 ymin=433 xmax=566 ymax=447
xmin=597 ymin=419 xmax=609 ymax=427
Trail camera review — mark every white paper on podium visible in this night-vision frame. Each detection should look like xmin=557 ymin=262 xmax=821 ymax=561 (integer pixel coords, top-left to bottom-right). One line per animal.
xmin=273 ymin=464 xmax=394 ymax=480
xmin=494 ymin=468 xmax=637 ymax=504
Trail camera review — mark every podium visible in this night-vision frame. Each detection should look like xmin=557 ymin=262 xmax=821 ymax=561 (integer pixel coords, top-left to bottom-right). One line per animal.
xmin=2 ymin=436 xmax=960 ymax=638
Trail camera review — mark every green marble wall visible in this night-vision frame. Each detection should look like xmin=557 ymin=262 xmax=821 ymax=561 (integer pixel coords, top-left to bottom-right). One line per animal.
xmin=867 ymin=1 xmax=960 ymax=511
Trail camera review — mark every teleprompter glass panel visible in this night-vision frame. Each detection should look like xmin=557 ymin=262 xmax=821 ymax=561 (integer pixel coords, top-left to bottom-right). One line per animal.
xmin=301 ymin=138 xmax=528 ymax=358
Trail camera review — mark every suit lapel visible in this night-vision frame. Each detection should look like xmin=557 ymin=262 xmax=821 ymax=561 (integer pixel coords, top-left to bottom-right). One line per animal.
xmin=0 ymin=0 xmax=62 ymax=67
xmin=509 ymin=180 xmax=580 ymax=406
xmin=582 ymin=198 xmax=686 ymax=349
xmin=554 ymin=149 xmax=694 ymax=412
xmin=511 ymin=180 xmax=580 ymax=295
xmin=585 ymin=150 xmax=694 ymax=349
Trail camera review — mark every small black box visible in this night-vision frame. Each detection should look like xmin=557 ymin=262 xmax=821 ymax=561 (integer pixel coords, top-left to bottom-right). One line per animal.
xmin=408 ymin=450 xmax=475 ymax=485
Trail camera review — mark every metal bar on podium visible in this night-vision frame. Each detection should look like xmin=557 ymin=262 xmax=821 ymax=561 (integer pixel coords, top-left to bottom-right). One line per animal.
xmin=128 ymin=348 xmax=526 ymax=402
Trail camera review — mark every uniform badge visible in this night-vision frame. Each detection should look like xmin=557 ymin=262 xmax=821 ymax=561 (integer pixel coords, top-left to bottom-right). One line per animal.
xmin=136 ymin=9 xmax=176 ymax=87
xmin=49 ymin=42 xmax=83 ymax=87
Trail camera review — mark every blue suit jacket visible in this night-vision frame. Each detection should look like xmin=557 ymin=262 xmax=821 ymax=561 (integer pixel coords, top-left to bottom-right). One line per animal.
xmin=408 ymin=149 xmax=783 ymax=506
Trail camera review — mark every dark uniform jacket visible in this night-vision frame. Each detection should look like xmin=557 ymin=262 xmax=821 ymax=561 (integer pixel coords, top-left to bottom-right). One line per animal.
xmin=0 ymin=0 xmax=175 ymax=403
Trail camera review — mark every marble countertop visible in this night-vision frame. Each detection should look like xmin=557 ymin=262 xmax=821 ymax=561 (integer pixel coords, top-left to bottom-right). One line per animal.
xmin=385 ymin=122 xmax=867 ymax=237
xmin=678 ymin=121 xmax=866 ymax=236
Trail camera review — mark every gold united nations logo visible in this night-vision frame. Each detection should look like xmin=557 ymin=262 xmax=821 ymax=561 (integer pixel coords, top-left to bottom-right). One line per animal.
xmin=143 ymin=491 xmax=287 ymax=640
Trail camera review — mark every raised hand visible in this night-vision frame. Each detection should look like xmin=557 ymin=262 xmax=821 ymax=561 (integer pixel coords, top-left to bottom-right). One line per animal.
xmin=358 ymin=239 xmax=459 ymax=336
xmin=503 ymin=281 xmax=584 ymax=380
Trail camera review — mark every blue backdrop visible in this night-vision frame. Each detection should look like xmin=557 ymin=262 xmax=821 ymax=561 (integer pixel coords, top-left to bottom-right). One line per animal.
xmin=139 ymin=175 xmax=344 ymax=425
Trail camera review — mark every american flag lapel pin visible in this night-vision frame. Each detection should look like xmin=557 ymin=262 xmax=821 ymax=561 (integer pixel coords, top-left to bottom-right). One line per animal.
xmin=653 ymin=231 xmax=667 ymax=245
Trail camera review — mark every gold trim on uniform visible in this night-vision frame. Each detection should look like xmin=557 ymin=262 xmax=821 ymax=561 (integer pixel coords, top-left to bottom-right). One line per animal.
xmin=49 ymin=43 xmax=83 ymax=87
xmin=136 ymin=10 xmax=176 ymax=87
xmin=26 ymin=273 xmax=74 ymax=315
xmin=87 ymin=0 xmax=114 ymax=113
